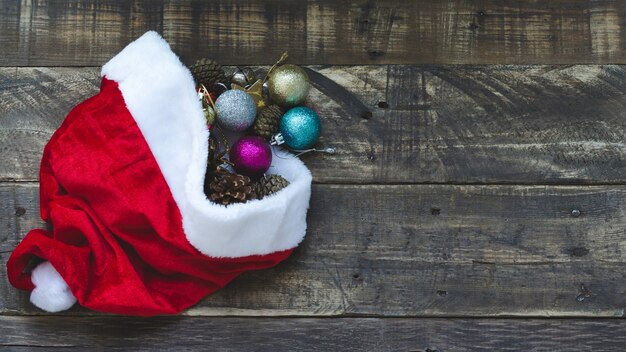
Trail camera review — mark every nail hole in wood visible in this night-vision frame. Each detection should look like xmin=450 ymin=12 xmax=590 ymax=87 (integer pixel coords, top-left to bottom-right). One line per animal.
xmin=15 ymin=207 xmax=26 ymax=217
xmin=377 ymin=101 xmax=389 ymax=108
xmin=576 ymin=284 xmax=592 ymax=302
xmin=367 ymin=50 xmax=385 ymax=60
xmin=430 ymin=208 xmax=441 ymax=215
xmin=436 ymin=290 xmax=447 ymax=297
xmin=568 ymin=246 xmax=589 ymax=257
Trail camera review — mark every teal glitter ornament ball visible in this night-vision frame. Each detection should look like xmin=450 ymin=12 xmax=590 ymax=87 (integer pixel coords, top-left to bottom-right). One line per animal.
xmin=279 ymin=107 xmax=321 ymax=150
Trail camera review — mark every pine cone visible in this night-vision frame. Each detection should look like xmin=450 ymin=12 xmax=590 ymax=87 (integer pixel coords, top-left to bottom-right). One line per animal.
xmin=253 ymin=174 xmax=290 ymax=199
xmin=190 ymin=58 xmax=226 ymax=87
xmin=252 ymin=105 xmax=284 ymax=140
xmin=208 ymin=172 xmax=257 ymax=206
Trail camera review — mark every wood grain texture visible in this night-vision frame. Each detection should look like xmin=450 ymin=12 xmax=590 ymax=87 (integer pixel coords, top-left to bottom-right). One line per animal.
xmin=2 ymin=65 xmax=626 ymax=184
xmin=3 ymin=0 xmax=625 ymax=344
xmin=1 ymin=0 xmax=626 ymax=66
xmin=0 ymin=67 xmax=100 ymax=181
xmin=2 ymin=316 xmax=626 ymax=351
xmin=2 ymin=183 xmax=626 ymax=316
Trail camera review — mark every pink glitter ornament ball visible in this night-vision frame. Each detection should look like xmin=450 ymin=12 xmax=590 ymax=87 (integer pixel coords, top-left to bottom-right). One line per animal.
xmin=230 ymin=136 xmax=272 ymax=177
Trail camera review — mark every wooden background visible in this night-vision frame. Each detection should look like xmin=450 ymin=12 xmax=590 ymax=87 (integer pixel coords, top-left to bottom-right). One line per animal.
xmin=1 ymin=0 xmax=626 ymax=350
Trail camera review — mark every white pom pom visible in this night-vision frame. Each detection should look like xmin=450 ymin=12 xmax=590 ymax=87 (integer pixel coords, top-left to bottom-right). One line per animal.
xmin=30 ymin=261 xmax=77 ymax=312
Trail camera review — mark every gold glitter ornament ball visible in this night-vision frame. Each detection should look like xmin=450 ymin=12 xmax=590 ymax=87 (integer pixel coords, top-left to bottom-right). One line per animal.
xmin=267 ymin=64 xmax=310 ymax=107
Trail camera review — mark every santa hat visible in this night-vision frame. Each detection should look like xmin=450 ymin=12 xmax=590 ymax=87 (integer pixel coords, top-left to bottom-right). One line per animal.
xmin=6 ymin=32 xmax=312 ymax=316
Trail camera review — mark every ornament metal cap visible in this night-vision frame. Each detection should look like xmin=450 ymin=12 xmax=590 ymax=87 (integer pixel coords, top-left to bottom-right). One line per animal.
xmin=270 ymin=133 xmax=285 ymax=146
xmin=271 ymin=133 xmax=336 ymax=156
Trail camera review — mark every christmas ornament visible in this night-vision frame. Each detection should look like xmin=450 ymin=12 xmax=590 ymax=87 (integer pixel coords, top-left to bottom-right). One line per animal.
xmin=277 ymin=106 xmax=321 ymax=150
xmin=214 ymin=89 xmax=257 ymax=131
xmin=230 ymin=67 xmax=257 ymax=87
xmin=266 ymin=64 xmax=310 ymax=107
xmin=232 ymin=79 xmax=266 ymax=109
xmin=230 ymin=136 xmax=272 ymax=177
xmin=190 ymin=58 xmax=226 ymax=87
xmin=208 ymin=172 xmax=257 ymax=206
xmin=254 ymin=174 xmax=290 ymax=199
xmin=253 ymin=104 xmax=284 ymax=140
xmin=198 ymin=84 xmax=218 ymax=126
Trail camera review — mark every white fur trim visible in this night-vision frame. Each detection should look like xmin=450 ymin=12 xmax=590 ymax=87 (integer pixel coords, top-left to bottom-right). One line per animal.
xmin=30 ymin=261 xmax=77 ymax=313
xmin=101 ymin=32 xmax=312 ymax=258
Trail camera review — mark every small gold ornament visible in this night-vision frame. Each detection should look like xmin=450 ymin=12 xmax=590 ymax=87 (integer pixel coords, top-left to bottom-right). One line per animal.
xmin=232 ymin=79 xmax=266 ymax=109
xmin=266 ymin=64 xmax=310 ymax=107
xmin=204 ymin=106 xmax=216 ymax=125
xmin=198 ymin=84 xmax=218 ymax=126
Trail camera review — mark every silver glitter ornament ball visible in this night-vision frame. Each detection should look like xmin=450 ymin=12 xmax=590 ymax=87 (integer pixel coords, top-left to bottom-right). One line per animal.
xmin=214 ymin=90 xmax=257 ymax=132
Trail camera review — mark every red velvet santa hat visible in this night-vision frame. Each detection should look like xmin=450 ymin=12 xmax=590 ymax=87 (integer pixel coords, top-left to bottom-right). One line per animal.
xmin=6 ymin=32 xmax=312 ymax=316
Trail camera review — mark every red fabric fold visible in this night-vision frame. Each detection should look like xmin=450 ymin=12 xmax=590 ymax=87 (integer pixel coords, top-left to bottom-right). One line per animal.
xmin=7 ymin=78 xmax=293 ymax=316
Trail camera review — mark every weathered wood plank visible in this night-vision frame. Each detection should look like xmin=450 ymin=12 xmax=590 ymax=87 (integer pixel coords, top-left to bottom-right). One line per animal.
xmin=2 ymin=183 xmax=626 ymax=316
xmin=2 ymin=66 xmax=626 ymax=184
xmin=1 ymin=0 xmax=625 ymax=66
xmin=0 ymin=68 xmax=100 ymax=181
xmin=2 ymin=316 xmax=626 ymax=351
